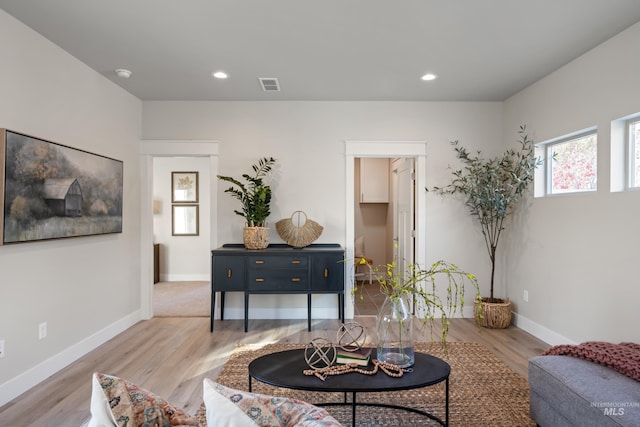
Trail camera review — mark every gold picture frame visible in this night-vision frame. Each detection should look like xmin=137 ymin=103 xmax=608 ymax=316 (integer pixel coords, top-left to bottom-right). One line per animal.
xmin=172 ymin=204 xmax=199 ymax=236
xmin=171 ymin=171 xmax=199 ymax=203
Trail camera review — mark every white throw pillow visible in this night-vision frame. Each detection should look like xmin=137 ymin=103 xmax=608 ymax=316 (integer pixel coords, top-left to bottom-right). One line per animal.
xmin=203 ymin=378 xmax=341 ymax=427
xmin=87 ymin=373 xmax=117 ymax=427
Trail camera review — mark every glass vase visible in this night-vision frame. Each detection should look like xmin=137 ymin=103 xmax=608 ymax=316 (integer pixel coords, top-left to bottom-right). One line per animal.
xmin=376 ymin=295 xmax=415 ymax=368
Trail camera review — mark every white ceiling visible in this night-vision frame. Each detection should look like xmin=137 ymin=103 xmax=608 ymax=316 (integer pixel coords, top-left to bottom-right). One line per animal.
xmin=2 ymin=0 xmax=640 ymax=102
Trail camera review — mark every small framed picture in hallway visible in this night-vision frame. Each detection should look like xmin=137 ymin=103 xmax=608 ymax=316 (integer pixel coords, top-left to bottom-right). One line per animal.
xmin=171 ymin=171 xmax=198 ymax=203
xmin=172 ymin=204 xmax=199 ymax=236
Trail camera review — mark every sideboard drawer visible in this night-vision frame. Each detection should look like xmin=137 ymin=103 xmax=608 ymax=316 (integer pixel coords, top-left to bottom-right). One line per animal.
xmin=248 ymin=256 xmax=308 ymax=269
xmin=247 ymin=269 xmax=308 ymax=291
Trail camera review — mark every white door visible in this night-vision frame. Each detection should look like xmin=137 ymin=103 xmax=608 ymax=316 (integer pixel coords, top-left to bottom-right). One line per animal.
xmin=393 ymin=158 xmax=415 ymax=275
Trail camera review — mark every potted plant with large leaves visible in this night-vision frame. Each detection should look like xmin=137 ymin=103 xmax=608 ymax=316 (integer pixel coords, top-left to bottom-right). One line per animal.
xmin=430 ymin=126 xmax=541 ymax=328
xmin=218 ymin=157 xmax=276 ymax=249
xmin=354 ymin=251 xmax=481 ymax=367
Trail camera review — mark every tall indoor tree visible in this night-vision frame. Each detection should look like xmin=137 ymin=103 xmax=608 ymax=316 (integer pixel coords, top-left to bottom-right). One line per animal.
xmin=431 ymin=126 xmax=541 ymax=328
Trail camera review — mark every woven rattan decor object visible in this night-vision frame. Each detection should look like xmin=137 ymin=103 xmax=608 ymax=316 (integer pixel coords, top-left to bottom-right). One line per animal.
xmin=275 ymin=211 xmax=323 ymax=248
xmin=474 ymin=299 xmax=513 ymax=329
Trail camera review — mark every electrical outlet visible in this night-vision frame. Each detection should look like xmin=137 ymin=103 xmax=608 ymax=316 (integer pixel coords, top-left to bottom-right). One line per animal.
xmin=523 ymin=290 xmax=529 ymax=302
xmin=39 ymin=322 xmax=47 ymax=340
xmin=0 ymin=340 xmax=4 ymax=358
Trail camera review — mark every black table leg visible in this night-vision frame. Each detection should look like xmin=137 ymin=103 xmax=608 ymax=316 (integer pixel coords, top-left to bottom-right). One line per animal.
xmin=352 ymin=391 xmax=357 ymax=426
xmin=220 ymin=291 xmax=225 ymax=320
xmin=244 ymin=293 xmax=249 ymax=332
xmin=445 ymin=376 xmax=449 ymax=426
xmin=210 ymin=290 xmax=215 ymax=332
xmin=307 ymin=293 xmax=312 ymax=331
xmin=211 ymin=291 xmax=227 ymax=332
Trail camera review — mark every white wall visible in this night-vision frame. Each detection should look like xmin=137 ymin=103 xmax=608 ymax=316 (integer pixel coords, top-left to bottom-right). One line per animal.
xmin=143 ymin=101 xmax=504 ymax=319
xmin=503 ymin=22 xmax=640 ymax=344
xmin=0 ymin=10 xmax=142 ymax=405
xmin=153 ymin=157 xmax=211 ymax=281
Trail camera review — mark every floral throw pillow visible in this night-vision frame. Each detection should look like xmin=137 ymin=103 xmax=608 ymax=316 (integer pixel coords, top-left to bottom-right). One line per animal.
xmin=87 ymin=372 xmax=199 ymax=427
xmin=203 ymin=379 xmax=341 ymax=427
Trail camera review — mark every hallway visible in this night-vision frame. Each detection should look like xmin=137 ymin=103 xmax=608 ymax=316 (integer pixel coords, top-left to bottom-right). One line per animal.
xmin=353 ymin=278 xmax=385 ymax=316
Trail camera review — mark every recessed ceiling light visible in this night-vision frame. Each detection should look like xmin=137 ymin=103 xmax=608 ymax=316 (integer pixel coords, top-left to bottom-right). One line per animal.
xmin=115 ymin=69 xmax=132 ymax=79
xmin=212 ymin=71 xmax=228 ymax=79
xmin=421 ymin=73 xmax=438 ymax=81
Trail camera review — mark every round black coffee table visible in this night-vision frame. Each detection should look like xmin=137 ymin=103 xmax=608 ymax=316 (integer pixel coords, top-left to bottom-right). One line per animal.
xmin=248 ymin=348 xmax=450 ymax=426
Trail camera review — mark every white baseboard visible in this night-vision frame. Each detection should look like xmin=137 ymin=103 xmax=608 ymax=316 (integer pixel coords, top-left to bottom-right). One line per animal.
xmin=512 ymin=312 xmax=576 ymax=346
xmin=0 ymin=310 xmax=142 ymax=407
xmin=216 ymin=307 xmax=341 ymax=320
xmin=161 ymin=274 xmax=209 ymax=282
xmin=424 ymin=306 xmax=573 ymax=346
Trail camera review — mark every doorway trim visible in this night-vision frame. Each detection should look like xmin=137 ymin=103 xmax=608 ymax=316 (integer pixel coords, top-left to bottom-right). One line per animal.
xmin=140 ymin=140 xmax=219 ymax=319
xmin=345 ymin=141 xmax=427 ymax=320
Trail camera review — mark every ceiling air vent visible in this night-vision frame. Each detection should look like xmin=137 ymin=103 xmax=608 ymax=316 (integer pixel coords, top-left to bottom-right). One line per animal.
xmin=259 ymin=77 xmax=280 ymax=92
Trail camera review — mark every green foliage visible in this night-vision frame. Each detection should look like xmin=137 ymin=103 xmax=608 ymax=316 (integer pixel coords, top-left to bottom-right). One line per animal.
xmin=4 ymin=134 xmax=123 ymax=218
xmin=10 ymin=196 xmax=33 ymax=226
xmin=353 ymin=251 xmax=481 ymax=348
xmin=430 ymin=125 xmax=541 ymax=301
xmin=217 ymin=157 xmax=276 ymax=227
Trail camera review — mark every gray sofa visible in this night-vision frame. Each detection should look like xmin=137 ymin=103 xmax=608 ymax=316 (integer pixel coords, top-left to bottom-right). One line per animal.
xmin=529 ymin=355 xmax=640 ymax=426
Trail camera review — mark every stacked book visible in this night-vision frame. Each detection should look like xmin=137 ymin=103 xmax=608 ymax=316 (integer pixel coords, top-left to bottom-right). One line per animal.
xmin=336 ymin=347 xmax=372 ymax=366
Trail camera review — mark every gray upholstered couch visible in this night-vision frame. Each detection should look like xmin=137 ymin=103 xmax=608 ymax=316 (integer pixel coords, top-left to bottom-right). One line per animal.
xmin=529 ymin=355 xmax=640 ymax=426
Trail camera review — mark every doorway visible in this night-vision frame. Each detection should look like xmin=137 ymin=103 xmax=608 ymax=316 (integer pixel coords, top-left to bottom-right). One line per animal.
xmin=151 ymin=156 xmax=212 ymax=317
xmin=353 ymin=157 xmax=416 ymax=315
xmin=345 ymin=141 xmax=427 ymax=321
xmin=140 ymin=140 xmax=219 ymax=320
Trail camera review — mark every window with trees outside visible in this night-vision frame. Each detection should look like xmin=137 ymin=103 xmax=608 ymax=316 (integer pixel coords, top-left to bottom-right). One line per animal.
xmin=546 ymin=130 xmax=597 ymax=194
xmin=628 ymin=118 xmax=640 ymax=188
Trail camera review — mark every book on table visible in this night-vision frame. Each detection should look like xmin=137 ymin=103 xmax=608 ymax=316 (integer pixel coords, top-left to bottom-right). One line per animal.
xmin=336 ymin=347 xmax=372 ymax=366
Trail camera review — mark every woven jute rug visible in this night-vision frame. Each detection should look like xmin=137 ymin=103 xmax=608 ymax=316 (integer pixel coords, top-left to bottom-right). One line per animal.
xmin=201 ymin=342 xmax=535 ymax=427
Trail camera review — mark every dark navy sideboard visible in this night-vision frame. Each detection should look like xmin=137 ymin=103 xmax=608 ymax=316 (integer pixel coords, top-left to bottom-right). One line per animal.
xmin=210 ymin=244 xmax=345 ymax=332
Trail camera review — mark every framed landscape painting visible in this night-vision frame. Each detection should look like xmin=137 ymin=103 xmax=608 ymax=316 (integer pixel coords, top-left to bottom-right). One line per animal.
xmin=0 ymin=129 xmax=123 ymax=245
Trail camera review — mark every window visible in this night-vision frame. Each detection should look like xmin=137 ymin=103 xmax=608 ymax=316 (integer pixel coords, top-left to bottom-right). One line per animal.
xmin=628 ymin=118 xmax=640 ymax=188
xmin=545 ymin=130 xmax=597 ymax=194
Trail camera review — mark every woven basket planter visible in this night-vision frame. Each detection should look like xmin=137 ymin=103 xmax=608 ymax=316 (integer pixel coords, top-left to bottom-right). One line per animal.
xmin=243 ymin=227 xmax=270 ymax=250
xmin=474 ymin=298 xmax=512 ymax=329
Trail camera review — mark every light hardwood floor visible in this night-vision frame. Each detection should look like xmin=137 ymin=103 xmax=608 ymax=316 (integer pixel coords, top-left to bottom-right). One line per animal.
xmin=0 ymin=314 xmax=549 ymax=427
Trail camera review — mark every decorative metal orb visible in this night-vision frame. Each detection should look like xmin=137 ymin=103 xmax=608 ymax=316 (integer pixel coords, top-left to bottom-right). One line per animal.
xmin=304 ymin=338 xmax=336 ymax=370
xmin=337 ymin=321 xmax=366 ymax=352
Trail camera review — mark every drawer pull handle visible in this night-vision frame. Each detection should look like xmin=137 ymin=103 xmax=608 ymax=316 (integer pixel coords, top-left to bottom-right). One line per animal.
xmin=324 ymin=268 xmax=328 ymax=278
xmin=227 ymin=268 xmax=232 ymax=278
xmin=255 ymin=278 xmax=265 ymax=282
xmin=255 ymin=260 xmax=265 ymax=264
xmin=291 ymin=260 xmax=301 ymax=264
xmin=291 ymin=278 xmax=301 ymax=282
